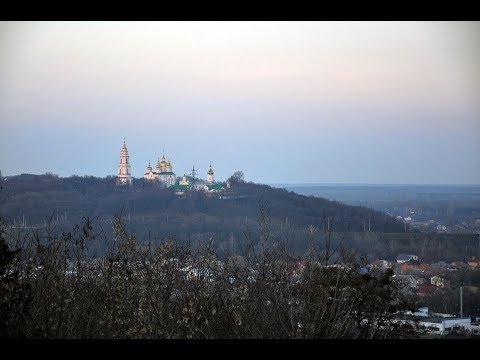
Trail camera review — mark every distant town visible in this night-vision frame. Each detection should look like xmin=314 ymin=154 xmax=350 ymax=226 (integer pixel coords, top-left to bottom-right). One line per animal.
xmin=368 ymin=253 xmax=479 ymax=336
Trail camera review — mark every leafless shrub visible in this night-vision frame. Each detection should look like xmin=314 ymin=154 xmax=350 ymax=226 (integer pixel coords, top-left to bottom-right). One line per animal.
xmin=0 ymin=210 xmax=419 ymax=339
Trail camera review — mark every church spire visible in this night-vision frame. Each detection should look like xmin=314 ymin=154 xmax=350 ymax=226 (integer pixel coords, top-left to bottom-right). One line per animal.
xmin=117 ymin=139 xmax=132 ymax=185
xmin=207 ymin=162 xmax=214 ymax=183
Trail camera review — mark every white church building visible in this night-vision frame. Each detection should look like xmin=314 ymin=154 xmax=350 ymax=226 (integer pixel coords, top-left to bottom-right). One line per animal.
xmin=116 ymin=139 xmax=223 ymax=191
xmin=143 ymin=154 xmax=176 ymax=187
xmin=116 ymin=140 xmax=133 ymax=185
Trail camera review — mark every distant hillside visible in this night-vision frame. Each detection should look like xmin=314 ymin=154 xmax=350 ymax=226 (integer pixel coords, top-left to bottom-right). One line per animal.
xmin=281 ymin=183 xmax=480 ymax=226
xmin=2 ymin=174 xmax=479 ymax=260
xmin=0 ymin=173 xmax=404 ymax=230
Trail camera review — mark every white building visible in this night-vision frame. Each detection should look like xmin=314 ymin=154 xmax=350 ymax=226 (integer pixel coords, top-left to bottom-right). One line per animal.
xmin=116 ymin=140 xmax=133 ymax=185
xmin=201 ymin=164 xmax=224 ymax=192
xmin=207 ymin=163 xmax=214 ymax=183
xmin=402 ymin=307 xmax=473 ymax=336
xmin=419 ymin=317 xmax=472 ymax=335
xmin=171 ymin=164 xmax=224 ymax=194
xmin=179 ymin=175 xmax=189 ymax=186
xmin=143 ymin=154 xmax=176 ymax=187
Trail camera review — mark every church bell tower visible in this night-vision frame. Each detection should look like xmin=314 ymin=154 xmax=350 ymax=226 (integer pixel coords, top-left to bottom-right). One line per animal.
xmin=207 ymin=163 xmax=214 ymax=183
xmin=117 ymin=138 xmax=133 ymax=185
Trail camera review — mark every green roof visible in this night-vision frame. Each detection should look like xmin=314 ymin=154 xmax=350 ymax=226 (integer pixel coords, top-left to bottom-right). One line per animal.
xmin=155 ymin=172 xmax=175 ymax=175
xmin=170 ymin=184 xmax=189 ymax=190
xmin=206 ymin=184 xmax=224 ymax=191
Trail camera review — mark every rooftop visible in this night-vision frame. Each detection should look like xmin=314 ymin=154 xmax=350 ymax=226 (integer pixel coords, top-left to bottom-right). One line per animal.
xmin=206 ymin=184 xmax=224 ymax=191
xmin=421 ymin=317 xmax=471 ymax=324
xmin=171 ymin=184 xmax=189 ymax=189
xmin=397 ymin=254 xmax=417 ymax=260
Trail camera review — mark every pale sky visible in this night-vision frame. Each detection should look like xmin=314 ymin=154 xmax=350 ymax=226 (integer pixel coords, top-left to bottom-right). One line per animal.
xmin=0 ymin=21 xmax=479 ymax=184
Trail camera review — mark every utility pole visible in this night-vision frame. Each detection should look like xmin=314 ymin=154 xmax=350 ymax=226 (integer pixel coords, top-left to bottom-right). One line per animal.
xmin=188 ymin=164 xmax=198 ymax=191
xmin=460 ymin=286 xmax=463 ymax=318
xmin=478 ymin=232 xmax=480 ymax=257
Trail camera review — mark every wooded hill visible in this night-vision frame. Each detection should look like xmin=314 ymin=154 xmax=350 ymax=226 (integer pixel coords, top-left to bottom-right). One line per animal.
xmin=0 ymin=173 xmax=404 ymax=232
xmin=1 ymin=173 xmax=478 ymax=261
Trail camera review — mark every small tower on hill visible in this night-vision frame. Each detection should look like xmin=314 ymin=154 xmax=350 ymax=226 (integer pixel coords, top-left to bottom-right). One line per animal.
xmin=116 ymin=138 xmax=133 ymax=185
xmin=207 ymin=162 xmax=214 ymax=183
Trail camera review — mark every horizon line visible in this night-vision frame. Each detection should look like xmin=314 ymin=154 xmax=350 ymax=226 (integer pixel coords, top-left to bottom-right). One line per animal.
xmin=3 ymin=173 xmax=480 ymax=187
xmin=268 ymin=182 xmax=480 ymax=187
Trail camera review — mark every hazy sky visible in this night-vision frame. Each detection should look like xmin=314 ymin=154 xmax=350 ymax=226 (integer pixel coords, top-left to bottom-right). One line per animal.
xmin=1 ymin=21 xmax=479 ymax=184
